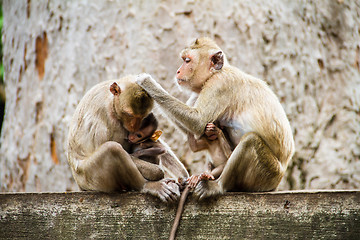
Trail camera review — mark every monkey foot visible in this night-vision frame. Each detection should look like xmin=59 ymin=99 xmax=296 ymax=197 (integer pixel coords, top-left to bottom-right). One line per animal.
xmin=194 ymin=180 xmax=223 ymax=200
xmin=187 ymin=172 xmax=215 ymax=189
xmin=141 ymin=179 xmax=180 ymax=202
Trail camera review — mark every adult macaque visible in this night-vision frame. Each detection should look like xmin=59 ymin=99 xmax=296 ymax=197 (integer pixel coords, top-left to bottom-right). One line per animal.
xmin=67 ymin=75 xmax=188 ymax=202
xmin=136 ymin=37 xmax=295 ymax=199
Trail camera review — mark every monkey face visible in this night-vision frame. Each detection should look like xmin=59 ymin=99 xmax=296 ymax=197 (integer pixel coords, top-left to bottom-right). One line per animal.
xmin=123 ymin=115 xmax=144 ymax=132
xmin=128 ymin=124 xmax=156 ymax=144
xmin=118 ymin=108 xmax=145 ymax=132
xmin=176 ymin=50 xmax=198 ymax=91
xmin=119 ymin=106 xmax=152 ymax=132
xmin=176 ymin=47 xmax=223 ymax=93
xmin=110 ymin=81 xmax=153 ymax=133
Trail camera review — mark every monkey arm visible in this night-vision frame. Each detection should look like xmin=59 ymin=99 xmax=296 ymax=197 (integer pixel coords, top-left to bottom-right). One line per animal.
xmin=170 ymin=118 xmax=193 ymax=135
xmin=187 ymin=133 xmax=208 ymax=152
xmin=137 ymin=74 xmax=227 ymax=136
xmin=210 ymin=163 xmax=225 ymax=179
xmin=132 ymin=157 xmax=164 ymax=181
xmin=157 ymin=139 xmax=189 ymax=179
xmin=136 ymin=74 xmax=204 ymax=134
xmin=131 ymin=147 xmax=166 ymax=158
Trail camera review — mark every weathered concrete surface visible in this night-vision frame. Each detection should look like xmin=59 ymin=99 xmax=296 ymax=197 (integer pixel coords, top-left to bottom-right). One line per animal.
xmin=0 ymin=191 xmax=359 ymax=239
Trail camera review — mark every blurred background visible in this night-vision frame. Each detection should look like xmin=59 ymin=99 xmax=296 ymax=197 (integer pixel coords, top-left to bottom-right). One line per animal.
xmin=0 ymin=0 xmax=359 ymax=192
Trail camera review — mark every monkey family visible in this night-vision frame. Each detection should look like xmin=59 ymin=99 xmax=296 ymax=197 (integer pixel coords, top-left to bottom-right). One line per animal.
xmin=67 ymin=76 xmax=187 ymax=202
xmin=67 ymin=37 xmax=294 ymax=202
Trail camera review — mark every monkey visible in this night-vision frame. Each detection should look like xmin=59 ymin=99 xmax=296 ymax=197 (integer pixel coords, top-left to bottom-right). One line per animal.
xmin=136 ymin=37 xmax=295 ymax=200
xmin=186 ymin=122 xmax=233 ymax=188
xmin=67 ymin=75 xmax=189 ymax=202
xmin=128 ymin=113 xmax=190 ymax=238
xmin=128 ymin=113 xmax=165 ymax=164
xmin=127 ymin=112 xmax=189 ymax=182
xmin=169 ymin=122 xmax=233 ymax=240
xmin=128 ymin=112 xmax=165 ymax=181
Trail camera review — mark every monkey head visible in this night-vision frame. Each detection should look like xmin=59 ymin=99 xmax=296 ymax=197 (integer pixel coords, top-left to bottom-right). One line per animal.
xmin=176 ymin=37 xmax=226 ymax=93
xmin=128 ymin=113 xmax=159 ymax=144
xmin=110 ymin=81 xmax=154 ymax=132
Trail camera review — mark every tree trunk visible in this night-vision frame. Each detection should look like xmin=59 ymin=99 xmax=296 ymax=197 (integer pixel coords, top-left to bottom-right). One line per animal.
xmin=1 ymin=0 xmax=359 ymax=192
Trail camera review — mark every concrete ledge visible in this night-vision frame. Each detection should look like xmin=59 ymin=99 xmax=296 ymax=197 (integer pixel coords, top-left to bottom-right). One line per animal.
xmin=1 ymin=190 xmax=359 ymax=239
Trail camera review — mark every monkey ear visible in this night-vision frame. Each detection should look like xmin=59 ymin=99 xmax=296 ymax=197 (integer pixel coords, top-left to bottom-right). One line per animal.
xmin=211 ymin=51 xmax=224 ymax=70
xmin=110 ymin=82 xmax=121 ymax=96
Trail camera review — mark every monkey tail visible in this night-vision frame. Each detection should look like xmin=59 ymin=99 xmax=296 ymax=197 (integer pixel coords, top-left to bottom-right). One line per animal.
xmin=169 ymin=185 xmax=191 ymax=240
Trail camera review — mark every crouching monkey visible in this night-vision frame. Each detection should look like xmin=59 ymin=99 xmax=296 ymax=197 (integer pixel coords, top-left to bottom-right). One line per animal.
xmin=136 ymin=37 xmax=295 ymax=200
xmin=67 ymin=75 xmax=188 ymax=202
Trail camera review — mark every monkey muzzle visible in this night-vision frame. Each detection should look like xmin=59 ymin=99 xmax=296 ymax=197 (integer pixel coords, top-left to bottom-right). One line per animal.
xmin=176 ymin=78 xmax=186 ymax=85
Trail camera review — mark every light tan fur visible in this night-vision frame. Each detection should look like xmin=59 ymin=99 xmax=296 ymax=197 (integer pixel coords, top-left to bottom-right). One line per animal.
xmin=67 ymin=75 xmax=188 ymax=202
xmin=136 ymin=37 xmax=295 ymax=199
xmin=187 ymin=123 xmax=232 ymax=184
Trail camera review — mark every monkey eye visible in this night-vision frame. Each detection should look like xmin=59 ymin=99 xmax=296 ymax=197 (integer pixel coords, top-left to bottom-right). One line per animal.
xmin=185 ymin=57 xmax=191 ymax=63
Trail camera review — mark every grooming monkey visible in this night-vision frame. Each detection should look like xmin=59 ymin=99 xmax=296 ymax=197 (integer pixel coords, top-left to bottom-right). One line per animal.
xmin=136 ymin=37 xmax=295 ymax=199
xmin=67 ymin=75 xmax=188 ymax=202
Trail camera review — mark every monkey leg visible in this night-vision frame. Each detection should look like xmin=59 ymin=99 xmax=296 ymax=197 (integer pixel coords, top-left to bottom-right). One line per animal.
xmin=187 ymin=172 xmax=215 ymax=189
xmin=194 ymin=132 xmax=285 ymax=199
xmin=74 ymin=141 xmax=180 ymax=202
xmin=74 ymin=141 xmax=147 ymax=192
xmin=132 ymin=158 xmax=164 ymax=181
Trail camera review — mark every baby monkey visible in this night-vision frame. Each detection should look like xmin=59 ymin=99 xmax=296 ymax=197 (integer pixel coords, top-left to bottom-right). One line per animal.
xmin=169 ymin=122 xmax=232 ymax=240
xmin=128 ymin=113 xmax=166 ymax=180
xmin=186 ymin=122 xmax=233 ymax=188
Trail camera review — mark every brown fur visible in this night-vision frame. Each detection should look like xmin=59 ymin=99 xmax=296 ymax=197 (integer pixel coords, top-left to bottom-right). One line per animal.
xmin=128 ymin=113 xmax=165 ymax=180
xmin=187 ymin=123 xmax=232 ymax=183
xmin=136 ymin=37 xmax=295 ymax=199
xmin=67 ymin=75 xmax=188 ymax=202
xmin=125 ymin=84 xmax=154 ymax=116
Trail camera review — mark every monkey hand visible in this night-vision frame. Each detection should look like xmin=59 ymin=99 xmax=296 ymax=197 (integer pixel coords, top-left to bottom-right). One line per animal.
xmin=194 ymin=180 xmax=223 ymax=200
xmin=136 ymin=73 xmax=152 ymax=85
xmin=141 ymin=179 xmax=180 ymax=202
xmin=136 ymin=73 xmax=162 ymax=89
xmin=205 ymin=123 xmax=219 ymax=141
xmin=199 ymin=172 xmax=215 ymax=181
xmin=187 ymin=172 xmax=215 ymax=189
